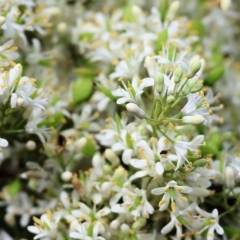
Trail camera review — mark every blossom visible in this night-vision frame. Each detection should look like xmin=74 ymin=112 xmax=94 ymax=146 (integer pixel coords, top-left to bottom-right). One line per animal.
xmin=114 ymin=75 xmax=154 ymax=105
xmin=111 ymin=187 xmax=154 ymax=219
xmin=151 ymin=180 xmax=192 ymax=212
xmin=195 ymin=207 xmax=224 ymax=240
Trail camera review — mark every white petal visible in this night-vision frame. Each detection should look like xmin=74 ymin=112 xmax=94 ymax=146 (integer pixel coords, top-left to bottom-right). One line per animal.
xmin=155 ymin=162 xmax=164 ymax=175
xmin=122 ymin=149 xmax=133 ymax=165
xmin=161 ymin=218 xmax=175 ymax=234
xmin=0 ymin=138 xmax=8 ymax=147
xmin=151 ymin=187 xmax=165 ymax=195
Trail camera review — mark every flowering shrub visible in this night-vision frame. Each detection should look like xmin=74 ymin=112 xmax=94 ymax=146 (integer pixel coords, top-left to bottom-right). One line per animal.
xmin=0 ymin=0 xmax=240 ymax=239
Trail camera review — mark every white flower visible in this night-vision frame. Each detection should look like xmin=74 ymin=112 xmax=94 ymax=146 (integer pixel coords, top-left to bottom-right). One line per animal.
xmin=195 ymin=207 xmax=224 ymax=240
xmin=174 ymin=135 xmax=204 ymax=169
xmin=181 ymin=93 xmax=209 ymax=125
xmin=114 ymin=75 xmax=154 ymax=105
xmin=27 ymin=211 xmax=61 ymax=240
xmin=111 ymin=187 xmax=154 ymax=219
xmin=70 ymin=222 xmax=105 ymax=240
xmin=151 ymin=180 xmax=192 ymax=212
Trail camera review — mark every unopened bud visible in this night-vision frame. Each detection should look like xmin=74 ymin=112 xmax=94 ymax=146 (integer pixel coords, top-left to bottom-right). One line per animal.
xmin=110 ymin=220 xmax=120 ymax=230
xmin=57 ymin=22 xmax=68 ymax=34
xmin=4 ymin=213 xmax=15 ymax=227
xmin=101 ymin=182 xmax=112 ymax=197
xmin=0 ymin=16 xmax=5 ymax=26
xmin=187 ymin=77 xmax=198 ymax=89
xmin=103 ymin=164 xmax=112 ymax=174
xmin=121 ymin=223 xmax=130 ymax=233
xmin=193 ymin=159 xmax=208 ymax=167
xmin=126 ymin=103 xmax=146 ymax=119
xmin=132 ymin=218 xmax=146 ymax=230
xmin=105 ymin=149 xmax=120 ymax=167
xmin=113 ymin=166 xmax=125 ymax=179
xmin=26 ymin=140 xmax=36 ymax=151
xmin=220 ymin=0 xmax=231 ymax=11
xmin=182 ymin=114 xmax=205 ymax=124
xmin=190 ymin=84 xmax=203 ymax=93
xmin=173 ymin=67 xmax=183 ymax=83
xmin=61 ymin=171 xmax=73 ymax=182
xmin=17 ymin=97 xmax=24 ymax=107
xmin=187 ymin=59 xmax=201 ymax=78
xmin=167 ymin=1 xmax=180 ymax=20
xmin=75 ymin=138 xmax=87 ymax=150
xmin=167 ymin=95 xmax=175 ymax=104
xmin=225 ymin=166 xmax=235 ymax=188
xmin=155 ymin=72 xmax=164 ymax=93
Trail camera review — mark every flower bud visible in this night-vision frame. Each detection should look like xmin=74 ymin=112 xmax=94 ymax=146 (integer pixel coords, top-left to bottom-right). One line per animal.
xmin=225 ymin=166 xmax=235 ymax=188
xmin=101 ymin=182 xmax=112 ymax=197
xmin=113 ymin=166 xmax=125 ymax=179
xmin=26 ymin=140 xmax=36 ymax=151
xmin=187 ymin=59 xmax=201 ymax=78
xmin=220 ymin=0 xmax=231 ymax=11
xmin=103 ymin=164 xmax=112 ymax=174
xmin=173 ymin=67 xmax=183 ymax=83
xmin=0 ymin=16 xmax=5 ymax=26
xmin=190 ymin=84 xmax=203 ymax=93
xmin=57 ymin=22 xmax=68 ymax=34
xmin=61 ymin=171 xmax=73 ymax=182
xmin=182 ymin=114 xmax=205 ymax=124
xmin=75 ymin=137 xmax=87 ymax=150
xmin=193 ymin=159 xmax=208 ymax=167
xmin=110 ymin=220 xmax=120 ymax=230
xmin=167 ymin=1 xmax=180 ymax=20
xmin=17 ymin=97 xmax=25 ymax=107
xmin=121 ymin=223 xmax=130 ymax=233
xmin=132 ymin=218 xmax=146 ymax=230
xmin=187 ymin=77 xmax=197 ymax=89
xmin=105 ymin=149 xmax=120 ymax=167
xmin=167 ymin=95 xmax=175 ymax=104
xmin=126 ymin=103 xmax=146 ymax=119
xmin=155 ymin=72 xmax=164 ymax=93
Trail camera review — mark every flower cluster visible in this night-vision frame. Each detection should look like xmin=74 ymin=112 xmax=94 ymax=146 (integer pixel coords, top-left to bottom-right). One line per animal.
xmin=0 ymin=0 xmax=240 ymax=240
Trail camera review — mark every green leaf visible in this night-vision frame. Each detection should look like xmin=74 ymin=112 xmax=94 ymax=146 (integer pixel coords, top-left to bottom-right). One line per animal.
xmin=72 ymin=77 xmax=93 ymax=104
xmin=8 ymin=179 xmax=21 ymax=196
xmin=205 ymin=66 xmax=225 ymax=85
xmin=155 ymin=29 xmax=168 ymax=52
